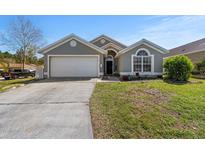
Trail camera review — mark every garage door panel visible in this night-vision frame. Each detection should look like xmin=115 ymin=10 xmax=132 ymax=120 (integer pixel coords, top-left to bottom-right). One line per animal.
xmin=50 ymin=56 xmax=98 ymax=77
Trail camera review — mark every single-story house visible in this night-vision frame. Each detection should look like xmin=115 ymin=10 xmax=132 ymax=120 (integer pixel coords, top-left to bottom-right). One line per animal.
xmin=38 ymin=34 xmax=169 ymax=78
xmin=164 ymin=38 xmax=205 ymax=63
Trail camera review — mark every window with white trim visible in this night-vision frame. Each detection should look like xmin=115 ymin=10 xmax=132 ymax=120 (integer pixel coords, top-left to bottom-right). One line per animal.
xmin=133 ymin=49 xmax=152 ymax=72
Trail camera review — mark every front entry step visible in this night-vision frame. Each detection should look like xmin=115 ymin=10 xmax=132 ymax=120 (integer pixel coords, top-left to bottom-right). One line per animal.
xmin=102 ymin=76 xmax=120 ymax=81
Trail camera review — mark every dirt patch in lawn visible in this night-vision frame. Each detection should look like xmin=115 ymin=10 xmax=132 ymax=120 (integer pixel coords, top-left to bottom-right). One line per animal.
xmin=127 ymin=88 xmax=172 ymax=106
xmin=90 ymin=80 xmax=205 ymax=138
xmin=90 ymin=107 xmax=112 ymax=138
xmin=128 ymin=88 xmax=198 ymax=133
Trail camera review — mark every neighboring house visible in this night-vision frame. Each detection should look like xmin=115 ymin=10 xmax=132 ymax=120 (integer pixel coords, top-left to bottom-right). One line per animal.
xmin=38 ymin=34 xmax=169 ymax=78
xmin=164 ymin=38 xmax=205 ymax=63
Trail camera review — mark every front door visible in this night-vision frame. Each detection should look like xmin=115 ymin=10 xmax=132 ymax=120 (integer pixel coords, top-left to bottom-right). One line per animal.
xmin=106 ymin=61 xmax=113 ymax=74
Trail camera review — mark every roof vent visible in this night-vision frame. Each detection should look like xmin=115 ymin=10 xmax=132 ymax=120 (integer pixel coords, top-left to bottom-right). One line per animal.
xmin=70 ymin=40 xmax=77 ymax=47
xmin=100 ymin=39 xmax=106 ymax=44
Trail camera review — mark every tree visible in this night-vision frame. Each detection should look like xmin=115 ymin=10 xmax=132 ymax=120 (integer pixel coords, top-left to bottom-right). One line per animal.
xmin=0 ymin=16 xmax=44 ymax=70
xmin=36 ymin=57 xmax=44 ymax=65
xmin=0 ymin=52 xmax=14 ymax=72
xmin=0 ymin=51 xmax=13 ymax=59
xmin=26 ymin=47 xmax=38 ymax=64
xmin=0 ymin=58 xmax=9 ymax=72
xmin=164 ymin=55 xmax=194 ymax=81
xmin=14 ymin=48 xmax=24 ymax=63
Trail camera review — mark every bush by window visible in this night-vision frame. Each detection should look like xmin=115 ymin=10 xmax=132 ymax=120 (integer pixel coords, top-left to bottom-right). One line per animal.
xmin=163 ymin=55 xmax=194 ymax=81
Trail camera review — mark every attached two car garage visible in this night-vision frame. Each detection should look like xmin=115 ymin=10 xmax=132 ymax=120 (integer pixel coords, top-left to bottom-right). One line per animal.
xmin=38 ymin=35 xmax=106 ymax=78
xmin=49 ymin=55 xmax=99 ymax=77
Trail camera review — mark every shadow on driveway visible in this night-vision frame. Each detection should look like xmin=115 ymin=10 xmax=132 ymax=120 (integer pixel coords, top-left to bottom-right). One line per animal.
xmin=35 ymin=77 xmax=101 ymax=83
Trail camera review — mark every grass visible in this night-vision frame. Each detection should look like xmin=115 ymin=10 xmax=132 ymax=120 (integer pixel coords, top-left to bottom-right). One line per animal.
xmin=90 ymin=78 xmax=205 ymax=138
xmin=0 ymin=77 xmax=35 ymax=92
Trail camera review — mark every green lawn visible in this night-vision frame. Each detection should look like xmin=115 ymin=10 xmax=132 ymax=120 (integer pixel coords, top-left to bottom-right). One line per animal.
xmin=0 ymin=77 xmax=35 ymax=92
xmin=90 ymin=79 xmax=205 ymax=138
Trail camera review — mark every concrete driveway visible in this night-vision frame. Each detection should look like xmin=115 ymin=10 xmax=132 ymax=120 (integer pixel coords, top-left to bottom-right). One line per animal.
xmin=0 ymin=79 xmax=96 ymax=138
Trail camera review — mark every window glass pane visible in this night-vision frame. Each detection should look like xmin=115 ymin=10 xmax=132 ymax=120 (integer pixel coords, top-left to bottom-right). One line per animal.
xmin=137 ymin=50 xmax=148 ymax=56
xmin=133 ymin=56 xmax=152 ymax=72
xmin=143 ymin=57 xmax=151 ymax=72
xmin=133 ymin=57 xmax=141 ymax=72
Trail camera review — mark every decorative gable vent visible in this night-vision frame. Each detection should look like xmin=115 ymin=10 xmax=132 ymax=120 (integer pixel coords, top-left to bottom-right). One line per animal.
xmin=70 ymin=40 xmax=77 ymax=47
xmin=100 ymin=39 xmax=106 ymax=44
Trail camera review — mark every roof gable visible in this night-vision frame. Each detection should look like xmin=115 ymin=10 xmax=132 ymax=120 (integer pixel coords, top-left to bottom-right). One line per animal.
xmin=116 ymin=39 xmax=169 ymax=57
xmin=90 ymin=34 xmax=127 ymax=49
xmin=38 ymin=34 xmax=107 ymax=55
xmin=101 ymin=42 xmax=123 ymax=51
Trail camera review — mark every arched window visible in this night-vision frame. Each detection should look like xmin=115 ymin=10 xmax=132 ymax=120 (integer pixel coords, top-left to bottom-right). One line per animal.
xmin=136 ymin=48 xmax=150 ymax=56
xmin=137 ymin=50 xmax=149 ymax=56
xmin=132 ymin=48 xmax=153 ymax=73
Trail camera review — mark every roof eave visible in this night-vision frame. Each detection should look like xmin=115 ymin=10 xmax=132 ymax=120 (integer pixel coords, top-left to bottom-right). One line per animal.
xmin=115 ymin=39 xmax=169 ymax=58
xmin=38 ymin=34 xmax=107 ymax=55
xmin=164 ymin=48 xmax=205 ymax=58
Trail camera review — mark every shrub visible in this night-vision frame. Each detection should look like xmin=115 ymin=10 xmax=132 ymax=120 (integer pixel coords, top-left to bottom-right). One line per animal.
xmin=192 ymin=66 xmax=200 ymax=75
xmin=164 ymin=55 xmax=194 ymax=81
xmin=120 ymin=75 xmax=131 ymax=81
xmin=195 ymin=60 xmax=205 ymax=75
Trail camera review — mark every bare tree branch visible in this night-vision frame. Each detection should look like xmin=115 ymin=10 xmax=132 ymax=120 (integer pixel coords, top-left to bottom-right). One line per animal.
xmin=0 ymin=16 xmax=44 ymax=70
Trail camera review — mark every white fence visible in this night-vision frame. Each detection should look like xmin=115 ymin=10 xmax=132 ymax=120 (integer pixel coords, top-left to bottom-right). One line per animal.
xmin=35 ymin=67 xmax=44 ymax=79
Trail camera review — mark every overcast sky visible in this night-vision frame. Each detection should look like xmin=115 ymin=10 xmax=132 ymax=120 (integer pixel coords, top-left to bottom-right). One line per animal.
xmin=0 ymin=15 xmax=205 ymax=53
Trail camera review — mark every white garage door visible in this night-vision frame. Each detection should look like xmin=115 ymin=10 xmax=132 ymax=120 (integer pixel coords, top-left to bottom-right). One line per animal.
xmin=50 ymin=56 xmax=99 ymax=77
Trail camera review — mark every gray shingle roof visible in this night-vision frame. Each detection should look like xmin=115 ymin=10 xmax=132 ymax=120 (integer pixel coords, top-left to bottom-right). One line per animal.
xmin=165 ymin=38 xmax=205 ymax=57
